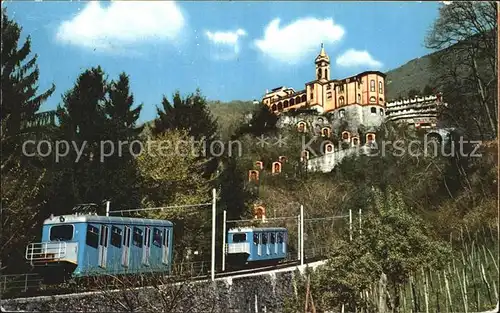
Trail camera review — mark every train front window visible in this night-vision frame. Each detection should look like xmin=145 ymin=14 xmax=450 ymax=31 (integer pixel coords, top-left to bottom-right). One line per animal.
xmin=232 ymin=233 xmax=246 ymax=243
xmin=50 ymin=225 xmax=74 ymax=241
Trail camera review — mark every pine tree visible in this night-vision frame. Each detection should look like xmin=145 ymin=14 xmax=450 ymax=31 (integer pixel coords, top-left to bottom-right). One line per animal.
xmin=1 ymin=8 xmax=55 ymax=172
xmin=54 ymin=67 xmax=108 ymax=211
xmin=0 ymin=8 xmax=55 ymax=274
xmin=234 ymin=102 xmax=278 ymax=138
xmin=102 ymin=72 xmax=143 ymax=209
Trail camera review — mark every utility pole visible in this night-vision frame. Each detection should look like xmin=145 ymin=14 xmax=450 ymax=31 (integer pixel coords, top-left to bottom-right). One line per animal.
xmin=300 ymin=205 xmax=304 ymax=266
xmin=211 ymin=188 xmax=216 ymax=281
xmin=222 ymin=210 xmax=227 ymax=272
xmin=349 ymin=209 xmax=352 ymax=241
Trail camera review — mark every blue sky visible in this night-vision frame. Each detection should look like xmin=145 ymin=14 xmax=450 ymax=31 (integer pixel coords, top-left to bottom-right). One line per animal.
xmin=4 ymin=1 xmax=443 ymax=123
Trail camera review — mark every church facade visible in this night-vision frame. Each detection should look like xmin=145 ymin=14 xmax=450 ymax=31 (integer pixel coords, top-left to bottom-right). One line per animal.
xmin=261 ymin=44 xmax=387 ymax=131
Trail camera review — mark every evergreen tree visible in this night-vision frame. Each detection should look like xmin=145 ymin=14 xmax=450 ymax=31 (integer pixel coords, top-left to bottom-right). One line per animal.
xmin=234 ymin=102 xmax=278 ymax=138
xmin=422 ymin=84 xmax=434 ymax=96
xmin=102 ymin=73 xmax=143 ymax=209
xmin=154 ymin=89 xmax=217 ymax=141
xmin=154 ymin=89 xmax=219 ymax=177
xmin=1 ymin=8 xmax=55 ymax=172
xmin=54 ymin=67 xmax=108 ymax=212
xmin=0 ymin=8 xmax=55 ymax=274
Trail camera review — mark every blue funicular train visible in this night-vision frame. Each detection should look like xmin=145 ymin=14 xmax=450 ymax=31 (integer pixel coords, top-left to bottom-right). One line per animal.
xmin=226 ymin=226 xmax=288 ymax=268
xmin=25 ymin=204 xmax=174 ymax=282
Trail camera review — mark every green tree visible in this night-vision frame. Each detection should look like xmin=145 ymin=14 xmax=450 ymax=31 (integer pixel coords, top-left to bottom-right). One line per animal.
xmin=0 ymin=8 xmax=55 ymax=273
xmin=407 ymin=88 xmax=420 ymax=98
xmin=1 ymin=8 xmax=55 ymax=172
xmin=54 ymin=66 xmax=108 ymax=212
xmin=422 ymin=84 xmax=434 ymax=96
xmin=136 ymin=130 xmax=214 ymax=262
xmin=102 ymin=72 xmax=143 ymax=209
xmin=310 ymin=188 xmax=451 ymax=312
xmin=234 ymin=102 xmax=278 ymax=138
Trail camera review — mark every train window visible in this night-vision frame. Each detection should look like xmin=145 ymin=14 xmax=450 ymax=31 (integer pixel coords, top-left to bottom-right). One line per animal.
xmin=153 ymin=228 xmax=162 ymax=247
xmin=133 ymin=227 xmax=143 ymax=248
xmin=232 ymin=233 xmax=246 ymax=243
xmin=50 ymin=225 xmax=74 ymax=241
xmin=270 ymin=233 xmax=276 ymax=244
xmin=123 ymin=227 xmax=131 ymax=247
xmin=253 ymin=234 xmax=259 ymax=245
xmin=111 ymin=226 xmax=122 ymax=248
xmin=262 ymin=233 xmax=268 ymax=245
xmin=163 ymin=228 xmax=170 ymax=247
xmin=277 ymin=232 xmax=283 ymax=244
xmin=86 ymin=225 xmax=99 ymax=248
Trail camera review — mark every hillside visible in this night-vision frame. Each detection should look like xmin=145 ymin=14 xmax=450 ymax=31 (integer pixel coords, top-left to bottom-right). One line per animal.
xmin=385 ymin=51 xmax=440 ymax=101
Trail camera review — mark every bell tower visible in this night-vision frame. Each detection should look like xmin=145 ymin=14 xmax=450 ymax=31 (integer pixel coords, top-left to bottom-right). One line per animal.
xmin=315 ymin=43 xmax=330 ymax=82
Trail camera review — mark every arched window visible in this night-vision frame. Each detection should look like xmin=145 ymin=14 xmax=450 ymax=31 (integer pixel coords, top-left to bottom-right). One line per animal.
xmin=290 ymin=98 xmax=295 ymax=106
xmin=367 ymin=133 xmax=375 ymax=142
xmin=317 ymin=68 xmax=322 ymax=80
xmin=379 ymin=97 xmax=384 ymax=103
xmin=339 ymin=109 xmax=345 ymax=118
xmin=370 ymin=80 xmax=375 ymax=92
xmin=342 ymin=131 xmax=350 ymax=140
xmin=379 ymin=81 xmax=383 ymax=94
xmin=295 ymin=96 xmax=301 ymax=103
xmin=371 ymin=107 xmax=376 ymax=114
xmin=325 ymin=69 xmax=328 ymax=79
xmin=277 ymin=102 xmax=283 ymax=111
xmin=352 ymin=137 xmax=359 ymax=146
xmin=380 ymin=108 xmax=384 ymax=116
xmin=325 ymin=143 xmax=334 ymax=153
xmin=301 ymin=94 xmax=307 ymax=103
xmin=322 ymin=127 xmax=330 ymax=137
xmin=284 ymin=100 xmax=289 ymax=108
xmin=271 ymin=104 xmax=277 ymax=111
xmin=298 ymin=122 xmax=306 ymax=132
xmin=370 ymin=96 xmax=376 ymax=103
xmin=338 ymin=96 xmax=345 ymax=106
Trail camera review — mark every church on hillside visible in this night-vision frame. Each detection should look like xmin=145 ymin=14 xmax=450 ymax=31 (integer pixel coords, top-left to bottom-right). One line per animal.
xmin=261 ymin=44 xmax=387 ymax=132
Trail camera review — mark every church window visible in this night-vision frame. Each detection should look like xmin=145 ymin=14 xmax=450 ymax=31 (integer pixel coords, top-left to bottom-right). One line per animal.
xmin=317 ymin=69 xmax=322 ymax=80
xmin=371 ymin=107 xmax=376 ymax=114
xmin=327 ymin=84 xmax=331 ymax=90
xmin=327 ymin=92 xmax=332 ymax=100
xmin=310 ymin=93 xmax=314 ymax=100
xmin=338 ymin=96 xmax=345 ymax=106
xmin=271 ymin=104 xmax=277 ymax=111
xmin=380 ymin=108 xmax=384 ymax=116
xmin=296 ymin=96 xmax=301 ymax=103
xmin=379 ymin=81 xmax=383 ymax=94
xmin=339 ymin=85 xmax=345 ymax=93
xmin=277 ymin=102 xmax=283 ymax=111
xmin=301 ymin=95 xmax=307 ymax=103
xmin=370 ymin=96 xmax=376 ymax=103
xmin=370 ymin=80 xmax=375 ymax=92
xmin=290 ymin=98 xmax=295 ymax=106
xmin=325 ymin=69 xmax=328 ymax=79
xmin=284 ymin=100 xmax=289 ymax=108
xmin=358 ymin=94 xmax=361 ymax=103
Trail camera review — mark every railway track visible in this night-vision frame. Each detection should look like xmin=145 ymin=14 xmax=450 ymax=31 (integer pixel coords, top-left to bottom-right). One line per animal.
xmin=1 ymin=258 xmax=323 ymax=302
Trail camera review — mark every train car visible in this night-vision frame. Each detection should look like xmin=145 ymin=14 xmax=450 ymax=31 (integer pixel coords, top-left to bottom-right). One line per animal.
xmin=226 ymin=227 xmax=288 ymax=268
xmin=25 ymin=213 xmax=174 ymax=282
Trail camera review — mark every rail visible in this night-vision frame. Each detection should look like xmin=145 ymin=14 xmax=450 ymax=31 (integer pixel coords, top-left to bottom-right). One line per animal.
xmin=3 ymin=244 xmax=330 ymax=298
xmin=25 ymin=242 xmax=67 ymax=264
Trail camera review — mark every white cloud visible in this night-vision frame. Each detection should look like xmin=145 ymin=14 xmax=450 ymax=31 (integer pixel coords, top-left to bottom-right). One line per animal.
xmin=205 ymin=28 xmax=247 ymax=60
xmin=56 ymin=1 xmax=185 ymax=51
xmin=336 ymin=49 xmax=382 ymax=68
xmin=254 ymin=17 xmax=345 ymax=65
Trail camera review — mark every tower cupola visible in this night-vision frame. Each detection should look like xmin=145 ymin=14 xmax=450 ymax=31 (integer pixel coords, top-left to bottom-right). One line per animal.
xmin=315 ymin=43 xmax=330 ymax=81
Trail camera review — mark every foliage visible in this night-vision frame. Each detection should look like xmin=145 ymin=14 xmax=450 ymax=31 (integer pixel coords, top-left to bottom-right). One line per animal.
xmin=234 ymin=102 xmax=278 ymax=138
xmin=136 ymin=129 xmax=214 ymax=261
xmin=0 ymin=8 xmax=55 ymax=173
xmin=426 ymin=2 xmax=497 ymax=139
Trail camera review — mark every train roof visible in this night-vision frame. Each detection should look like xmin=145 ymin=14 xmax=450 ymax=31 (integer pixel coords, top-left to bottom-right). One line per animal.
xmin=228 ymin=227 xmax=287 ymax=233
xmin=43 ymin=214 xmax=173 ymax=227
